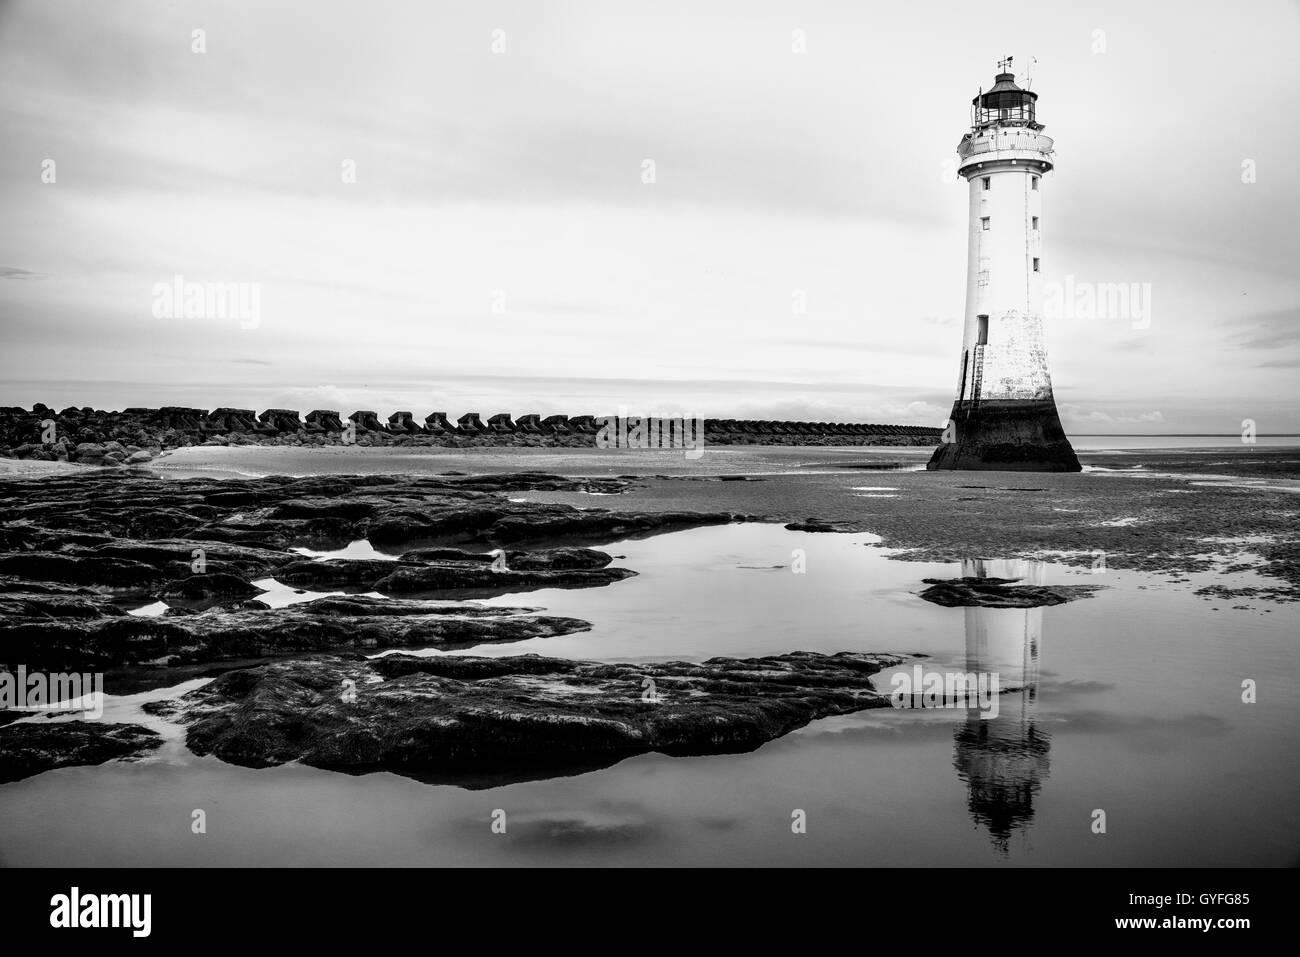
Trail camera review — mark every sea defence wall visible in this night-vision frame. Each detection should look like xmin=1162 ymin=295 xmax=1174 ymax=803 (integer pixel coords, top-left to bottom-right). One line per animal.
xmin=0 ymin=404 xmax=941 ymax=465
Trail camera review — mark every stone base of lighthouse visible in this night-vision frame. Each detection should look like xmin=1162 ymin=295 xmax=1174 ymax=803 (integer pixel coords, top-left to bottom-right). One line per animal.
xmin=927 ymin=399 xmax=1081 ymax=472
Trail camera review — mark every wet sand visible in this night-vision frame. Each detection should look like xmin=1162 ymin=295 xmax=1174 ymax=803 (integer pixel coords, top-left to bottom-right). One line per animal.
xmin=144 ymin=443 xmax=1300 ymax=603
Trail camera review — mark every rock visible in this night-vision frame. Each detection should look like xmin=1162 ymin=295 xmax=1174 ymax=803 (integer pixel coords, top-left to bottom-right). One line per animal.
xmin=0 ymin=553 xmax=163 ymax=591
xmin=784 ymin=519 xmax=862 ymax=533
xmin=125 ymin=450 xmax=154 ymax=464
xmin=0 ymin=593 xmax=128 ymax=619
xmin=0 ymin=721 xmax=162 ymax=783
xmin=485 ymin=509 xmax=735 ymax=544
xmin=165 ymin=650 xmax=906 ymax=786
xmin=85 ymin=539 xmax=285 ymax=579
xmin=0 ymin=472 xmax=737 ymax=675
xmin=0 ymin=575 xmax=104 ymax=596
xmin=272 ymin=558 xmax=416 ymax=589
xmin=285 ymin=595 xmax=545 ymax=617
xmin=396 ymin=546 xmax=614 ymax=570
xmin=157 ymin=573 xmax=264 ymax=601
xmin=918 ymin=576 xmax=1103 ymax=608
xmin=375 ymin=562 xmax=634 ymax=595
xmin=269 ymin=497 xmax=380 ymax=520
xmin=0 ymin=600 xmax=592 ymax=671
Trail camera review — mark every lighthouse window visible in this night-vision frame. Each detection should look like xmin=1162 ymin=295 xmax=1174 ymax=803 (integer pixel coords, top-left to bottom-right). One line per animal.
xmin=980 ymin=217 xmax=990 ymax=230
xmin=981 ymin=177 xmax=991 ymax=190
xmin=1032 ymin=216 xmax=1039 ymax=230
xmin=1033 ymin=258 xmax=1040 ymax=272
xmin=1031 ymin=176 xmax=1039 ymax=190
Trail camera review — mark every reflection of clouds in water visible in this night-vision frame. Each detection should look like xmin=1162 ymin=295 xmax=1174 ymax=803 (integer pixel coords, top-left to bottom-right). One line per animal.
xmin=1034 ymin=675 xmax=1113 ymax=697
xmin=778 ymin=710 xmax=960 ymax=746
xmin=695 ymin=815 xmax=742 ymax=832
xmin=487 ymin=801 xmax=657 ymax=848
xmin=511 ymin=815 xmax=651 ymax=846
xmin=1048 ymin=710 xmax=1230 ymax=751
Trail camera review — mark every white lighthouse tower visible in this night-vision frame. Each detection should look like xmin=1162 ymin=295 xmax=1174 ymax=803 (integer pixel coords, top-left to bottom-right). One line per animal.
xmin=928 ymin=59 xmax=1080 ymax=472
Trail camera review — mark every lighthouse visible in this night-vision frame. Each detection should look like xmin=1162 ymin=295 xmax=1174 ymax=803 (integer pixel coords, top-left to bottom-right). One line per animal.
xmin=928 ymin=59 xmax=1081 ymax=472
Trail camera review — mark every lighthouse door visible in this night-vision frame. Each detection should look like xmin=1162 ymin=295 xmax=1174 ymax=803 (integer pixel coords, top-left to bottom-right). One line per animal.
xmin=976 ymin=314 xmax=989 ymax=345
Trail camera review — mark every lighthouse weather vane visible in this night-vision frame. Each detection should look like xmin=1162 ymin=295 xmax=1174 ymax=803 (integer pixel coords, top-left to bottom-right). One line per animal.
xmin=927 ymin=60 xmax=1081 ymax=472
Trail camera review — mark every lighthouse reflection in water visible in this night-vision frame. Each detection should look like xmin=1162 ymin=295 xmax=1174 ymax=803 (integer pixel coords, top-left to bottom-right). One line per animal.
xmin=951 ymin=558 xmax=1052 ymax=855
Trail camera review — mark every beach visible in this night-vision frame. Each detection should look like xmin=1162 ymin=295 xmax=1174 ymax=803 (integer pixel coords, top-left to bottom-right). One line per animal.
xmin=1 ymin=442 xmax=1297 ymax=866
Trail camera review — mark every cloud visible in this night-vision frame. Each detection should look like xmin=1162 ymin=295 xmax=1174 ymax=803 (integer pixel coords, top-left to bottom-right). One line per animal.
xmin=0 ymin=266 xmax=44 ymax=280
xmin=1222 ymin=307 xmax=1300 ymax=349
xmin=1069 ymin=409 xmax=1166 ymax=425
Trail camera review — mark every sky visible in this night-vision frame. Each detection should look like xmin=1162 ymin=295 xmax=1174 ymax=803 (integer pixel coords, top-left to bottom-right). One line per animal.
xmin=1 ymin=0 xmax=1297 ymax=433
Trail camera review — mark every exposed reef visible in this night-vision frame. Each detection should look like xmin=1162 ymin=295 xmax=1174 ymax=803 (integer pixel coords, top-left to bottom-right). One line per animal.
xmin=918 ymin=576 xmax=1102 ymax=608
xmin=0 ymin=471 xmax=747 ymax=676
xmin=157 ymin=650 xmax=907 ymax=787
xmin=0 ymin=721 xmax=162 ymax=783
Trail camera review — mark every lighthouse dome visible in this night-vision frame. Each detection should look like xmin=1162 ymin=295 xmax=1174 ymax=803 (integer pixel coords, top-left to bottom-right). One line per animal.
xmin=972 ymin=72 xmax=1038 ymax=128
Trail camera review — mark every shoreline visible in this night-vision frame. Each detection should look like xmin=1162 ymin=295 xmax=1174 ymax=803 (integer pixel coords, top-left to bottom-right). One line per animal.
xmin=4 ymin=445 xmax=1298 ymax=599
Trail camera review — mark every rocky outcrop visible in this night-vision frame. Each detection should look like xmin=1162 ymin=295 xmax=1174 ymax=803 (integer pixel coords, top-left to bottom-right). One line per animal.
xmin=0 ymin=471 xmax=742 ymax=672
xmin=396 ymin=546 xmax=614 ymax=570
xmin=784 ymin=519 xmax=862 ymax=534
xmin=271 ymin=547 xmax=630 ymax=596
xmin=162 ymin=650 xmax=906 ymax=786
xmin=0 ymin=591 xmax=128 ymax=619
xmin=374 ymin=563 xmax=635 ymax=595
xmin=0 ymin=553 xmax=165 ymax=592
xmin=918 ymin=576 xmax=1102 ymax=608
xmin=0 ymin=600 xmax=592 ymax=671
xmin=0 ymin=721 xmax=162 ymax=783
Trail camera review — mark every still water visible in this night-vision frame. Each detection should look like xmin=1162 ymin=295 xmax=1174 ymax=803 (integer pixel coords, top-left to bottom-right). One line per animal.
xmin=1 ymin=523 xmax=1295 ymax=866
